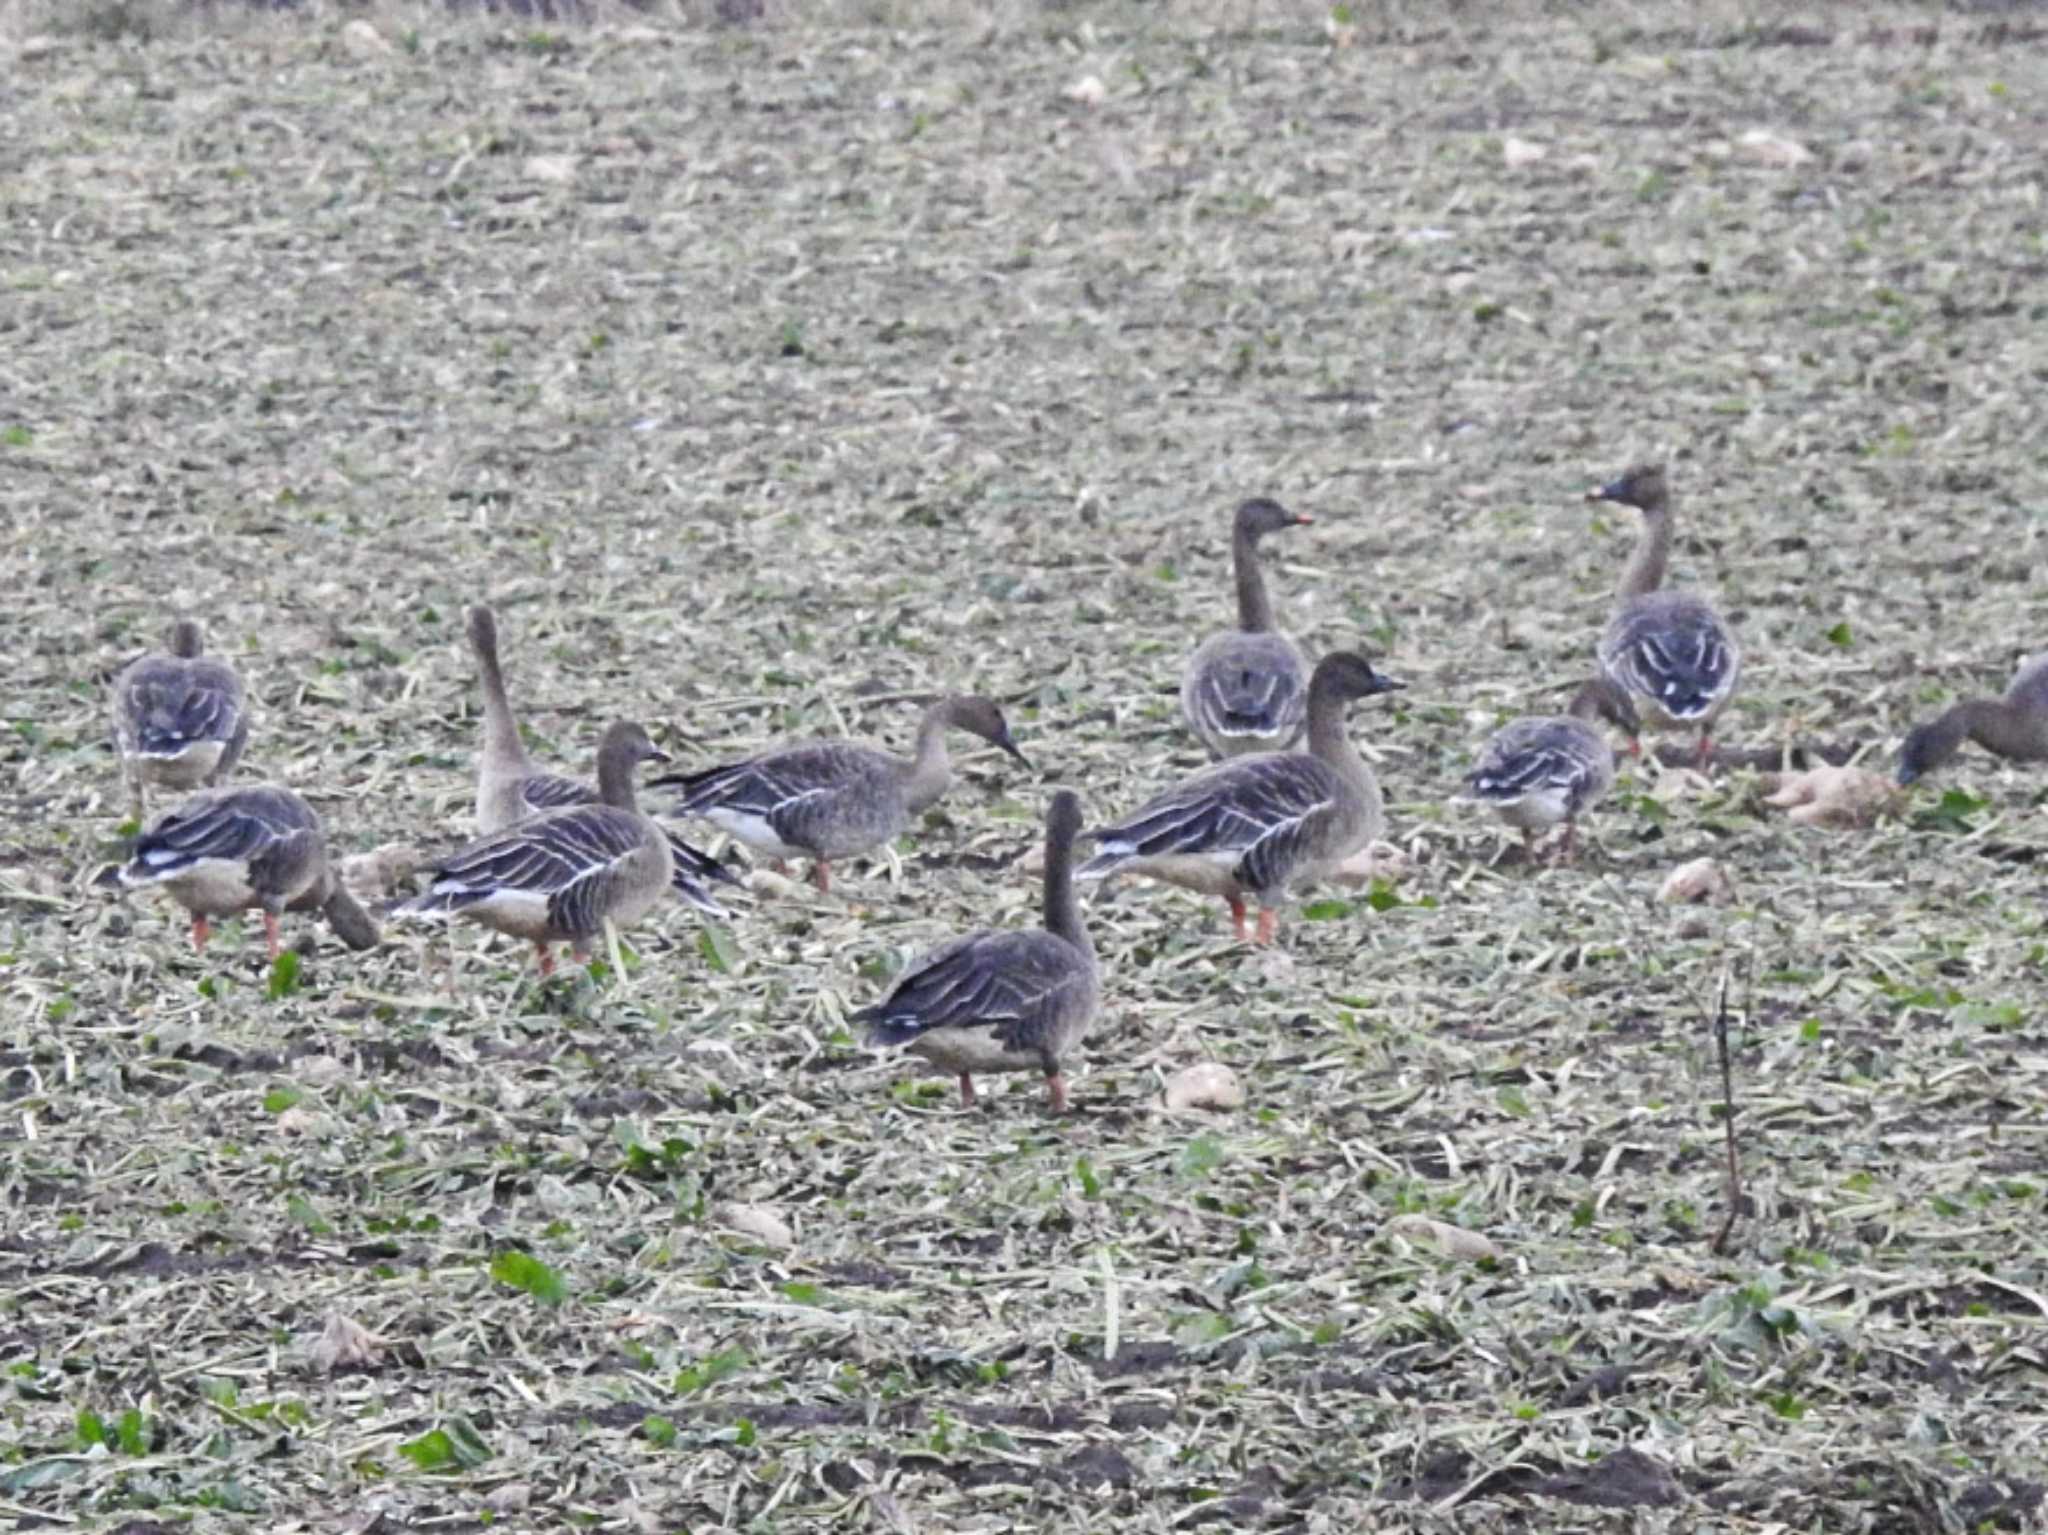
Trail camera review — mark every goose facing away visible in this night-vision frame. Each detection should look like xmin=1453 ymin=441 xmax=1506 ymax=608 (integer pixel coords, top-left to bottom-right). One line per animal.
xmin=858 ymin=789 xmax=1098 ymax=1113
xmin=116 ymin=785 xmax=379 ymax=956
xmin=1181 ymin=498 xmax=1314 ymax=759
xmin=1080 ymin=650 xmax=1404 ymax=943
xmin=1588 ymin=464 xmax=1741 ymax=768
xmin=1898 ymin=653 xmax=2048 ymax=785
xmin=110 ymin=619 xmax=250 ymax=819
xmin=653 ymin=694 xmax=1028 ymax=893
xmin=1462 ymin=678 xmax=1638 ymax=863
xmin=399 ymin=720 xmax=674 ymax=977
xmin=465 ymin=604 xmax=732 ymax=915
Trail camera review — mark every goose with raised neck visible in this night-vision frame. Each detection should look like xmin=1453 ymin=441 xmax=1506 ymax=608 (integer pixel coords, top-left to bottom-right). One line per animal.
xmin=464 ymin=604 xmax=731 ymax=914
xmin=654 ymin=692 xmax=1028 ymax=893
xmin=114 ymin=784 xmax=379 ymax=956
xmin=1898 ymin=654 xmax=2048 ymax=784
xmin=1462 ymin=678 xmax=1639 ymax=862
xmin=1181 ymin=498 xmax=1314 ymax=759
xmin=1081 ymin=650 xmax=1404 ymax=943
xmin=859 ymin=789 xmax=1099 ymax=1113
xmin=399 ymin=720 xmax=676 ymax=978
xmin=1587 ymin=463 xmax=1741 ymax=767
xmin=110 ymin=617 xmax=251 ymax=819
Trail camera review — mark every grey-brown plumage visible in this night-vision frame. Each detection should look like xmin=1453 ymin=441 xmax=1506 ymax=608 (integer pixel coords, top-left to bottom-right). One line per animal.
xmin=465 ymin=604 xmax=732 ymax=914
xmin=399 ymin=720 xmax=674 ymax=977
xmin=1898 ymin=653 xmax=2048 ymax=785
xmin=116 ymin=784 xmax=379 ymax=957
xmin=1463 ymin=679 xmax=1638 ymax=862
xmin=1081 ymin=651 xmax=1404 ymax=943
xmin=1588 ymin=464 xmax=1741 ymax=767
xmin=1181 ymin=498 xmax=1314 ymax=759
xmin=110 ymin=619 xmax=249 ymax=819
xmin=858 ymin=789 xmax=1098 ymax=1112
xmin=653 ymin=695 xmax=1028 ymax=892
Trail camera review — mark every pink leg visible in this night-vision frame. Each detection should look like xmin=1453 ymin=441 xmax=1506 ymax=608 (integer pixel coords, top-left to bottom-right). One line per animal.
xmin=1045 ymin=1074 xmax=1069 ymax=1114
xmin=1696 ymin=735 xmax=1714 ymax=769
xmin=1227 ymin=896 xmax=1250 ymax=942
xmin=811 ymin=860 xmax=832 ymax=894
xmin=958 ymin=1072 xmax=977 ymax=1107
xmin=534 ymin=942 xmax=556 ymax=978
xmin=1255 ymin=908 xmax=1277 ymax=945
xmin=262 ymin=912 xmax=283 ymax=960
xmin=191 ymin=915 xmax=211 ymax=953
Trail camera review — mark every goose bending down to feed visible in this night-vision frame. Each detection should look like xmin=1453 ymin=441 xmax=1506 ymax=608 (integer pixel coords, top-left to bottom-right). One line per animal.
xmin=858 ymin=789 xmax=1098 ymax=1113
xmin=1462 ymin=679 xmax=1638 ymax=863
xmin=114 ymin=785 xmax=379 ymax=957
xmin=653 ymin=695 xmax=1028 ymax=893
xmin=1587 ymin=464 xmax=1741 ymax=768
xmin=466 ymin=605 xmax=732 ymax=915
xmin=1897 ymin=653 xmax=2048 ymax=785
xmin=399 ymin=720 xmax=674 ymax=978
xmin=110 ymin=618 xmax=250 ymax=818
xmin=1080 ymin=651 xmax=1404 ymax=944
xmin=1182 ymin=498 xmax=1315 ymax=759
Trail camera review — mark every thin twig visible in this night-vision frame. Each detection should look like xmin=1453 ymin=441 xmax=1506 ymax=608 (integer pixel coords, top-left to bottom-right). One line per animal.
xmin=1710 ymin=967 xmax=1742 ymax=1255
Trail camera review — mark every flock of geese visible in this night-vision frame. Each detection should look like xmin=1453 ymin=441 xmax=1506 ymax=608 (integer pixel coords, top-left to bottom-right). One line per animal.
xmin=105 ymin=464 xmax=2047 ymax=1110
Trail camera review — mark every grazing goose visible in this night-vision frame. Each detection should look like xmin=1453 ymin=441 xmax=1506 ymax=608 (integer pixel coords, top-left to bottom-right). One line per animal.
xmin=1463 ymin=679 xmax=1639 ymax=863
xmin=116 ymin=785 xmax=379 ymax=957
xmin=1079 ymin=651 xmax=1403 ymax=943
xmin=1898 ymin=653 xmax=2048 ymax=785
xmin=858 ymin=789 xmax=1098 ymax=1113
xmin=1182 ymin=498 xmax=1314 ymax=759
xmin=465 ymin=604 xmax=731 ymax=915
xmin=398 ymin=720 xmax=674 ymax=977
xmin=110 ymin=619 xmax=250 ymax=819
xmin=1587 ymin=464 xmax=1741 ymax=768
xmin=654 ymin=695 xmax=1028 ymax=893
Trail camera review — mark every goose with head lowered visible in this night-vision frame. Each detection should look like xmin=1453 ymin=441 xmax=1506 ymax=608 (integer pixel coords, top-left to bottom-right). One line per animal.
xmin=1898 ymin=653 xmax=2048 ymax=785
xmin=114 ymin=785 xmax=379 ymax=957
xmin=398 ymin=720 xmax=675 ymax=978
xmin=654 ymin=694 xmax=1028 ymax=893
xmin=1080 ymin=650 xmax=1403 ymax=943
xmin=465 ymin=604 xmax=732 ymax=915
xmin=110 ymin=618 xmax=250 ymax=819
xmin=1181 ymin=497 xmax=1315 ymax=759
xmin=1462 ymin=678 xmax=1638 ymax=863
xmin=858 ymin=789 xmax=1098 ymax=1113
xmin=1586 ymin=463 xmax=1741 ymax=768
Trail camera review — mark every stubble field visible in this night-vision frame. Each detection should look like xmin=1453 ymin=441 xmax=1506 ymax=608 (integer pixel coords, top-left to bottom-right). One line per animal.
xmin=3 ymin=2 xmax=2048 ymax=1529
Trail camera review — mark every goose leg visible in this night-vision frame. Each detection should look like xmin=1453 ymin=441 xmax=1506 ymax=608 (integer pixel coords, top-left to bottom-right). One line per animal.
xmin=1555 ymin=822 xmax=1579 ymax=865
xmin=957 ymin=1072 xmax=977 ymax=1107
xmin=190 ymin=915 xmax=211 ymax=953
xmin=1254 ymin=907 xmax=1277 ymax=945
xmin=811 ymin=860 xmax=832 ymax=894
xmin=1227 ymin=897 xmax=1251 ymax=942
xmin=533 ymin=941 xmax=556 ymax=978
xmin=1045 ymin=1074 xmax=1069 ymax=1114
xmin=1521 ymin=827 xmax=1538 ymax=862
xmin=262 ymin=912 xmax=283 ymax=960
xmin=1695 ymin=734 xmax=1714 ymax=769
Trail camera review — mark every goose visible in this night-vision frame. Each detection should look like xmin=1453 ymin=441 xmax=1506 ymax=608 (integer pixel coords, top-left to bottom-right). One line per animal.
xmin=1898 ymin=653 xmax=2048 ymax=784
xmin=115 ymin=785 xmax=379 ymax=956
xmin=1079 ymin=651 xmax=1403 ymax=943
xmin=654 ymin=695 xmax=1028 ymax=893
xmin=1462 ymin=678 xmax=1638 ymax=862
xmin=110 ymin=618 xmax=250 ymax=819
xmin=1587 ymin=464 xmax=1741 ymax=767
xmin=398 ymin=720 xmax=674 ymax=977
xmin=858 ymin=789 xmax=1097 ymax=1112
xmin=465 ymin=604 xmax=731 ymax=915
xmin=1181 ymin=498 xmax=1314 ymax=758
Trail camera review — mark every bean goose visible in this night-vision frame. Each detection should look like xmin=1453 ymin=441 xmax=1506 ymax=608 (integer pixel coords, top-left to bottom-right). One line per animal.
xmin=1462 ymin=679 xmax=1638 ymax=862
xmin=653 ymin=695 xmax=1028 ymax=893
xmin=1079 ymin=651 xmax=1404 ymax=943
xmin=465 ymin=604 xmax=731 ymax=915
xmin=1898 ymin=653 xmax=2048 ymax=785
xmin=1588 ymin=464 xmax=1741 ymax=767
xmin=110 ymin=618 xmax=250 ymax=819
xmin=858 ymin=789 xmax=1098 ymax=1113
xmin=1182 ymin=498 xmax=1314 ymax=758
xmin=115 ymin=785 xmax=379 ymax=956
xmin=398 ymin=720 xmax=674 ymax=977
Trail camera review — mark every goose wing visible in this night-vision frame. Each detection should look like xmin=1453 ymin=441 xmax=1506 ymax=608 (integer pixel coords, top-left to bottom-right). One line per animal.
xmin=657 ymin=742 xmax=892 ymax=847
xmin=1081 ymin=755 xmax=1342 ymax=892
xmin=119 ymin=658 xmax=247 ymax=759
xmin=1602 ymin=597 xmax=1739 ymax=721
xmin=124 ymin=786 xmax=315 ymax=884
xmin=1185 ymin=635 xmax=1308 ymax=749
xmin=857 ymin=930 xmax=1086 ymax=1055
xmin=407 ymin=805 xmax=650 ymax=932
xmin=1466 ymin=719 xmax=1609 ymax=813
